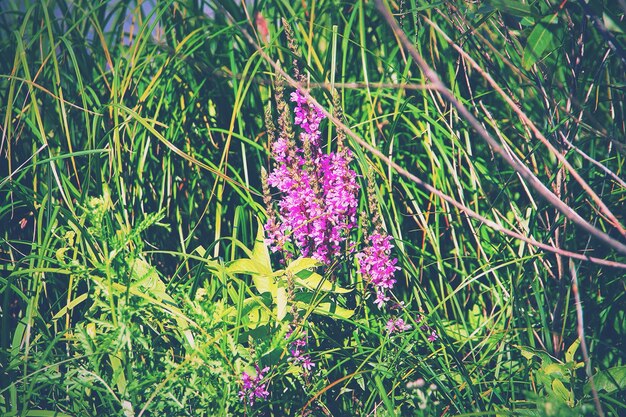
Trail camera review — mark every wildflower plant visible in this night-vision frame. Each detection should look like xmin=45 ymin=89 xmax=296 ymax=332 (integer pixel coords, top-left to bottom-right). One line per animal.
xmin=6 ymin=1 xmax=625 ymax=416
xmin=264 ymin=82 xmax=360 ymax=264
xmin=246 ymin=18 xmax=413 ymax=410
xmin=238 ymin=365 xmax=270 ymax=406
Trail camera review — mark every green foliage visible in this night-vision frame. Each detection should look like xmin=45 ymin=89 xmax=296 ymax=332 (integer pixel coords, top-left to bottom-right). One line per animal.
xmin=2 ymin=0 xmax=625 ymax=416
xmin=225 ymin=224 xmax=353 ymax=325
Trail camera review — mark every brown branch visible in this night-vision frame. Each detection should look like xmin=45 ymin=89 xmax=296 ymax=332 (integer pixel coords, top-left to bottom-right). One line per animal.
xmin=570 ymin=260 xmax=606 ymax=417
xmin=420 ymin=14 xmax=626 ymax=240
xmin=374 ymin=0 xmax=626 ymax=255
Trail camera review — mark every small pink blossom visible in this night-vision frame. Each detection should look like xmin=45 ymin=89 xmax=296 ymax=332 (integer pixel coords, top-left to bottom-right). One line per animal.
xmin=238 ymin=365 xmax=270 ymax=405
xmin=427 ymin=331 xmax=439 ymax=342
xmin=357 ymin=231 xmax=399 ymax=309
xmin=286 ymin=326 xmax=315 ymax=373
xmin=386 ymin=317 xmax=412 ymax=334
xmin=300 ymin=355 xmax=316 ymax=371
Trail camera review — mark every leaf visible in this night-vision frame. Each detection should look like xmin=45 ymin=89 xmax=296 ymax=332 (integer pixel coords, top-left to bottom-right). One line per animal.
xmin=227 ymin=223 xmax=276 ymax=296
xmin=132 ymin=258 xmax=173 ymax=304
xmin=515 ymin=344 xmax=554 ymax=364
xmin=551 ymin=379 xmax=572 ymax=405
xmin=245 ymin=305 xmax=271 ymax=329
xmin=130 ymin=259 xmax=193 ymax=346
xmin=294 ymin=300 xmax=354 ymax=319
xmin=286 ymin=257 xmax=323 ymax=274
xmin=295 ymin=270 xmax=352 ymax=293
xmin=252 ymin=274 xmax=278 ymax=297
xmin=586 ymin=365 xmax=626 ymax=394
xmin=522 ymin=13 xmax=558 ymax=70
xmin=194 ymin=245 xmax=206 ymax=257
xmin=542 ymin=362 xmax=566 ymax=377
xmin=250 ymin=222 xmax=272 ymax=274
xmin=590 ymin=0 xmax=626 ymax=34
xmin=227 ymin=258 xmax=272 ymax=277
xmin=109 ymin=354 xmax=127 ymax=394
xmin=486 ymin=0 xmax=532 ymax=17
xmin=276 ymin=286 xmax=288 ymax=321
xmin=517 ymin=345 xmax=537 ymax=361
xmin=226 ymin=257 xmax=277 ymax=296
xmin=565 ymin=339 xmax=580 ymax=363
xmin=52 ymin=293 xmax=88 ymax=321
xmin=603 ymin=12 xmax=624 ymax=33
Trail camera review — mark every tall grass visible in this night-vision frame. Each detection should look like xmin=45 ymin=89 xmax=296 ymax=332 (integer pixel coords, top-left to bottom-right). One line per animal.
xmin=1 ymin=0 xmax=625 ymax=416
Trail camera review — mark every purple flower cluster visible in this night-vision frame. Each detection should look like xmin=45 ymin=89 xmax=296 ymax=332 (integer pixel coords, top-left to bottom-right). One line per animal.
xmin=290 ymin=91 xmax=324 ymax=146
xmin=238 ymin=364 xmax=270 ymax=406
xmin=356 ymin=231 xmax=399 ymax=308
xmin=386 ymin=317 xmax=411 ymax=334
xmin=286 ymin=326 xmax=315 ymax=372
xmin=266 ymin=89 xmax=359 ymax=264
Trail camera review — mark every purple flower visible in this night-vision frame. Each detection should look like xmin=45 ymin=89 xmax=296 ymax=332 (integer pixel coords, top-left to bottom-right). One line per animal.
xmin=386 ymin=317 xmax=411 ymax=334
xmin=291 ymin=90 xmax=325 ymax=144
xmin=286 ymin=326 xmax=315 ymax=373
xmin=265 ymin=89 xmax=359 ymax=264
xmin=427 ymin=331 xmax=439 ymax=342
xmin=356 ymin=231 xmax=399 ymax=309
xmin=300 ymin=355 xmax=316 ymax=371
xmin=374 ymin=290 xmax=390 ymax=309
xmin=238 ymin=365 xmax=270 ymax=406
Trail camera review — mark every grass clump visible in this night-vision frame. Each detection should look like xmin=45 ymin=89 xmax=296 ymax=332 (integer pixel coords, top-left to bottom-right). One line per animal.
xmin=1 ymin=0 xmax=625 ymax=416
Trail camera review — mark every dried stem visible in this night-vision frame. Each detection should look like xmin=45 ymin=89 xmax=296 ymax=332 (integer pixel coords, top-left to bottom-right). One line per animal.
xmin=421 ymin=14 xmax=626 ymax=239
xmin=570 ymin=260 xmax=605 ymax=417
xmin=374 ymin=0 xmax=626 ymax=254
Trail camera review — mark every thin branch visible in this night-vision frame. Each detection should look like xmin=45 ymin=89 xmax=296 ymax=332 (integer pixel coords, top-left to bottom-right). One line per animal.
xmin=421 ymin=15 xmax=626 ymax=240
xmin=374 ymin=0 xmax=626 ymax=255
xmin=570 ymin=260 xmax=606 ymax=417
xmin=559 ymin=131 xmax=626 ymax=190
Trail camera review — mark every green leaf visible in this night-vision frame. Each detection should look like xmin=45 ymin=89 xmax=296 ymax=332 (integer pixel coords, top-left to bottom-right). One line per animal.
xmin=252 ymin=274 xmax=278 ymax=296
xmin=294 ymin=300 xmax=354 ymax=319
xmin=109 ymin=354 xmax=127 ymax=394
xmin=276 ymin=286 xmax=288 ymax=321
xmin=486 ymin=0 xmax=532 ymax=17
xmin=551 ymin=379 xmax=572 ymax=405
xmin=522 ymin=13 xmax=558 ymax=70
xmin=132 ymin=258 xmax=173 ymax=304
xmin=603 ymin=12 xmax=625 ymax=33
xmin=586 ymin=365 xmax=626 ymax=394
xmin=565 ymin=339 xmax=580 ymax=363
xmin=130 ymin=258 xmax=192 ymax=345
xmin=227 ymin=223 xmax=276 ymax=296
xmin=227 ymin=258 xmax=272 ymax=277
xmin=245 ymin=305 xmax=271 ymax=329
xmin=295 ymin=270 xmax=352 ymax=293
xmin=542 ymin=363 xmax=565 ymax=376
xmin=286 ymin=257 xmax=323 ymax=274
xmin=250 ymin=222 xmax=272 ymax=273
xmin=515 ymin=345 xmax=554 ymax=364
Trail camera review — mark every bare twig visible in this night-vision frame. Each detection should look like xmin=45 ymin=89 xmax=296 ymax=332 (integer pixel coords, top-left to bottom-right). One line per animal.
xmin=419 ymin=15 xmax=626 ymax=240
xmin=374 ymin=0 xmax=626 ymax=254
xmin=559 ymin=131 xmax=626 ymax=190
xmin=570 ymin=260 xmax=606 ymax=417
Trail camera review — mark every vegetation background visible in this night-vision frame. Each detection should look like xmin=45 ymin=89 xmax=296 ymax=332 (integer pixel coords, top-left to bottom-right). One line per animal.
xmin=1 ymin=0 xmax=625 ymax=416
